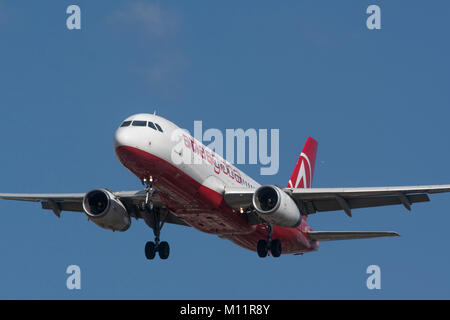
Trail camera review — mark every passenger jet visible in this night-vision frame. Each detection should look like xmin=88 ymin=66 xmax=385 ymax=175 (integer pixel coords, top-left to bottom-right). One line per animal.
xmin=1 ymin=113 xmax=450 ymax=259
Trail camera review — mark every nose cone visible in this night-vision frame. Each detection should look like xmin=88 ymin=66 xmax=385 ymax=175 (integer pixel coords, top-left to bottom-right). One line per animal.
xmin=114 ymin=127 xmax=151 ymax=179
xmin=115 ymin=143 xmax=156 ymax=180
xmin=114 ymin=129 xmax=140 ymax=174
xmin=114 ymin=128 xmax=133 ymax=149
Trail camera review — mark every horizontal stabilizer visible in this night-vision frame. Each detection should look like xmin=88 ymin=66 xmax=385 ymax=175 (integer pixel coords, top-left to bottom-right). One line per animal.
xmin=307 ymin=231 xmax=399 ymax=241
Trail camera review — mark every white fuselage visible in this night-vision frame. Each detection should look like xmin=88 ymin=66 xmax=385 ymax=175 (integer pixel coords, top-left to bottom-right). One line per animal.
xmin=114 ymin=113 xmax=260 ymax=195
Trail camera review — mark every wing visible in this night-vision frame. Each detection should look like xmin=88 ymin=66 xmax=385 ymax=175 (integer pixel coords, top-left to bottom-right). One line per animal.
xmin=0 ymin=191 xmax=190 ymax=227
xmin=223 ymin=184 xmax=450 ymax=217
xmin=307 ymin=231 xmax=399 ymax=241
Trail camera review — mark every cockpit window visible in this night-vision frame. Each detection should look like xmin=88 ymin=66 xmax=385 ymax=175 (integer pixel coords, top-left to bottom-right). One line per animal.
xmin=132 ymin=120 xmax=147 ymax=127
xmin=155 ymin=123 xmax=163 ymax=132
xmin=120 ymin=121 xmax=132 ymax=127
xmin=148 ymin=121 xmax=157 ymax=130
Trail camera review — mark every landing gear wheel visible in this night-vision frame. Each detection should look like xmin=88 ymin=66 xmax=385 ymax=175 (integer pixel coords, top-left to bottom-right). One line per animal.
xmin=270 ymin=239 xmax=282 ymax=258
xmin=257 ymin=240 xmax=268 ymax=258
xmin=158 ymin=241 xmax=170 ymax=260
xmin=256 ymin=224 xmax=283 ymax=258
xmin=140 ymin=199 xmax=153 ymax=211
xmin=145 ymin=241 xmax=156 ymax=260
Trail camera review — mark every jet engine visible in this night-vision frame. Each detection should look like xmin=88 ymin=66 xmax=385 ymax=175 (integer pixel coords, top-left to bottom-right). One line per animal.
xmin=82 ymin=189 xmax=131 ymax=231
xmin=252 ymin=185 xmax=302 ymax=228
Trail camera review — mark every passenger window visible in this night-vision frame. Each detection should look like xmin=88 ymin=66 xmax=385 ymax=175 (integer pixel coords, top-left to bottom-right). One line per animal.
xmin=155 ymin=123 xmax=163 ymax=132
xmin=148 ymin=122 xmax=157 ymax=130
xmin=132 ymin=120 xmax=147 ymax=127
xmin=120 ymin=121 xmax=132 ymax=127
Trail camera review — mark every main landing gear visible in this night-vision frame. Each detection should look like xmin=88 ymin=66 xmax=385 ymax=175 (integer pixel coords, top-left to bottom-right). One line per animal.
xmin=144 ymin=226 xmax=170 ymax=260
xmin=141 ymin=176 xmax=170 ymax=260
xmin=257 ymin=223 xmax=282 ymax=258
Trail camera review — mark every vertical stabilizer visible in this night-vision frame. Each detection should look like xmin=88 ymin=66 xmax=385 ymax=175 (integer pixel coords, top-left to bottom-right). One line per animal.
xmin=287 ymin=137 xmax=318 ymax=189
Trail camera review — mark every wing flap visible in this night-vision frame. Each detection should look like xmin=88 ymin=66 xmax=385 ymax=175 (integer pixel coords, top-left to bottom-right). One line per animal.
xmin=308 ymin=231 xmax=400 ymax=241
xmin=41 ymin=201 xmax=83 ymax=213
xmin=311 ymin=194 xmax=429 ymax=213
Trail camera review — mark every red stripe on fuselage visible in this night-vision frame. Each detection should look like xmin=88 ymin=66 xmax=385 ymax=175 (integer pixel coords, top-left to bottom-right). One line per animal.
xmin=115 ymin=145 xmax=317 ymax=254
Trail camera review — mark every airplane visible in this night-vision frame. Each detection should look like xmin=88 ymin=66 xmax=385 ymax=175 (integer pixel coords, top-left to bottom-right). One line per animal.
xmin=1 ymin=113 xmax=450 ymax=260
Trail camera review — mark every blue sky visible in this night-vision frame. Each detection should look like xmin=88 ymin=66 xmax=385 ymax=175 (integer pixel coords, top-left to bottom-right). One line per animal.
xmin=0 ymin=0 xmax=450 ymax=299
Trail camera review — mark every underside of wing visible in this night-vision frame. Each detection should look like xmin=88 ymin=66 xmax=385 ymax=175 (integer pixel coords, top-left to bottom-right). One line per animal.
xmin=0 ymin=193 xmax=85 ymax=217
xmin=223 ymin=184 xmax=450 ymax=217
xmin=288 ymin=185 xmax=450 ymax=216
xmin=307 ymin=231 xmax=400 ymax=241
xmin=115 ymin=191 xmax=189 ymax=227
xmin=0 ymin=191 xmax=190 ymax=227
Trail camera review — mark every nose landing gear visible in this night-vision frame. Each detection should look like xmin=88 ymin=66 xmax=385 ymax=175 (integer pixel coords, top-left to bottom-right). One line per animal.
xmin=140 ymin=176 xmax=155 ymax=211
xmin=256 ymin=223 xmax=282 ymax=258
xmin=141 ymin=176 xmax=171 ymax=260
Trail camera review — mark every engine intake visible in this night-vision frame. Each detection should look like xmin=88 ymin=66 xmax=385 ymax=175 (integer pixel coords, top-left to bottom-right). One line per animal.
xmin=252 ymin=185 xmax=302 ymax=228
xmin=82 ymin=189 xmax=131 ymax=231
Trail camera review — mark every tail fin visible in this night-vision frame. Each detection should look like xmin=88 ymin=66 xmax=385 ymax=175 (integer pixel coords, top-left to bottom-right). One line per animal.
xmin=287 ymin=137 xmax=318 ymax=189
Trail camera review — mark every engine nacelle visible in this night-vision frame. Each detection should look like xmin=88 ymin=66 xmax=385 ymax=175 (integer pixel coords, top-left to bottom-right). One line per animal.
xmin=252 ymin=185 xmax=302 ymax=228
xmin=82 ymin=189 xmax=131 ymax=231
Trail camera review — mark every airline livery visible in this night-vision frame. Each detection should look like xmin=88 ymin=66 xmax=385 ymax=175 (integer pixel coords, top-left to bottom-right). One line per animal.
xmin=2 ymin=113 xmax=450 ymax=259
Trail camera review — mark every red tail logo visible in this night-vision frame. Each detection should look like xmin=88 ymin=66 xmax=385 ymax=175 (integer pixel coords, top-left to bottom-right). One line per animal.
xmin=287 ymin=137 xmax=318 ymax=189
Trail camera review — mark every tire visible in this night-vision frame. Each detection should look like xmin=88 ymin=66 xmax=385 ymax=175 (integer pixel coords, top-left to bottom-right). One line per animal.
xmin=139 ymin=200 xmax=153 ymax=211
xmin=158 ymin=241 xmax=170 ymax=260
xmin=145 ymin=241 xmax=156 ymax=260
xmin=257 ymin=240 xmax=268 ymax=258
xmin=270 ymin=239 xmax=282 ymax=258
